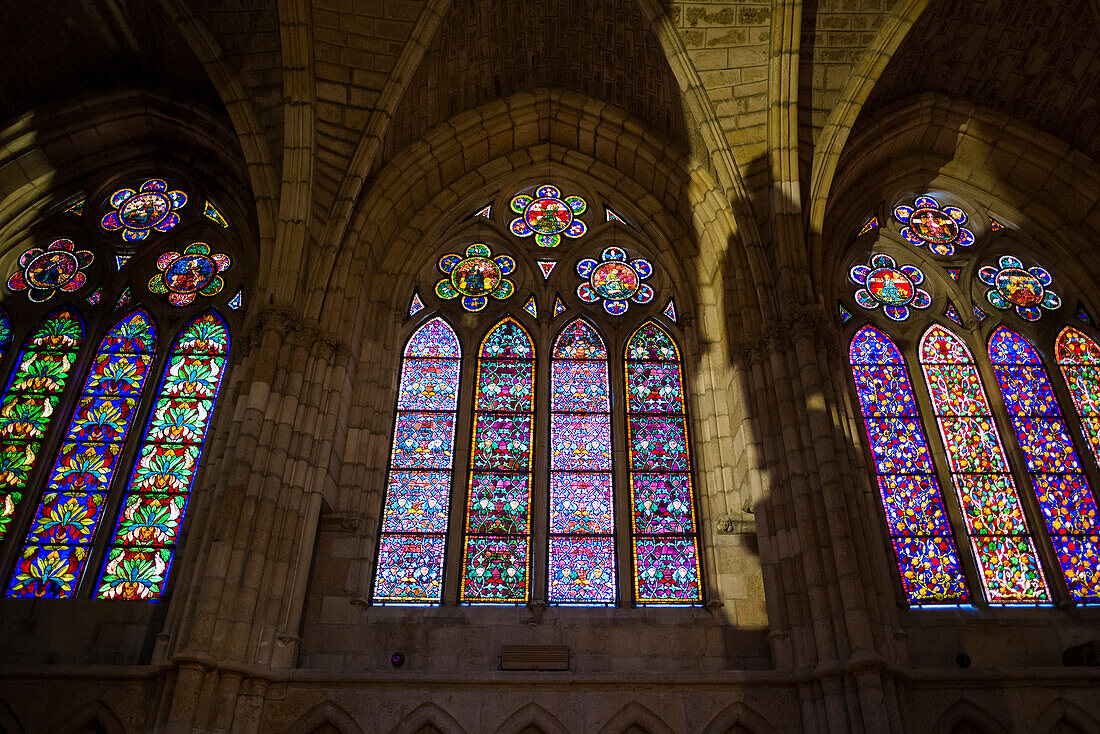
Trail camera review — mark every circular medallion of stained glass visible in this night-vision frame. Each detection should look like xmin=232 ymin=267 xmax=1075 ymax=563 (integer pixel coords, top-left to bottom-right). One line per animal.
xmin=450 ymin=256 xmax=502 ymax=297
xmin=119 ymin=192 xmax=171 ymax=229
xmin=994 ymin=268 xmax=1044 ymax=307
xmin=164 ymin=254 xmax=217 ymax=294
xmin=865 ymin=267 xmax=914 ymax=306
xmin=524 ymin=198 xmax=573 ymax=235
xmin=909 ymin=208 xmax=959 ymax=244
xmin=25 ymin=250 xmax=79 ymax=289
xmin=590 ymin=261 xmax=640 ymax=300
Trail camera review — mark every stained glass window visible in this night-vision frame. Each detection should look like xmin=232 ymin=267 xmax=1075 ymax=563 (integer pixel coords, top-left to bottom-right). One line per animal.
xmin=549 ymin=319 xmax=615 ymax=604
xmin=372 ymin=318 xmax=461 ymax=604
xmin=461 ymin=318 xmax=534 ymax=604
xmin=989 ymin=327 xmax=1100 ymax=601
xmin=0 ymin=307 xmax=10 ymax=359
xmin=93 ymin=312 xmax=229 ymax=600
xmin=0 ymin=309 xmax=84 ymax=543
xmin=625 ymin=322 xmax=702 ymax=604
xmin=1056 ymin=327 xmax=1100 ymax=471
xmin=849 ymin=325 xmax=969 ymax=603
xmin=8 ymin=311 xmax=157 ymax=599
xmin=918 ymin=325 xmax=1049 ymax=603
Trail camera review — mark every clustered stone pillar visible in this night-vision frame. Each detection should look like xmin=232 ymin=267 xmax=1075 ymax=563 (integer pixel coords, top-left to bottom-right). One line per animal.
xmin=149 ymin=307 xmax=351 ymax=733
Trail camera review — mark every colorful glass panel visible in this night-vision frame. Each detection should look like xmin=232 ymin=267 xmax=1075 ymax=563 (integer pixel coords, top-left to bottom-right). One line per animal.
xmin=625 ymin=322 xmax=702 ymax=604
xmin=373 ymin=318 xmax=460 ymax=604
xmin=461 ymin=318 xmax=533 ymax=604
xmin=93 ymin=312 xmax=229 ymax=601
xmin=989 ymin=326 xmax=1100 ymax=601
xmin=0 ymin=309 xmax=84 ymax=543
xmin=1056 ymin=327 xmax=1100 ymax=469
xmin=919 ymin=325 xmax=1049 ymax=603
xmin=8 ymin=311 xmax=157 ymax=599
xmin=549 ymin=319 xmax=615 ymax=604
xmin=849 ymin=325 xmax=969 ymax=603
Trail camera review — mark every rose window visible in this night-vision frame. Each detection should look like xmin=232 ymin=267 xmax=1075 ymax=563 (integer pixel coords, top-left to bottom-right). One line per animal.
xmin=849 ymin=253 xmax=931 ymax=321
xmin=576 ymin=246 xmax=654 ymax=315
xmin=435 ymin=243 xmax=516 ymax=311
xmin=148 ymin=242 xmax=232 ymax=306
xmin=978 ymin=255 xmax=1061 ymax=321
xmin=508 ymin=185 xmax=587 ymax=247
xmin=7 ymin=239 xmax=94 ymax=302
xmin=893 ymin=195 xmax=974 ymax=256
xmin=101 ymin=179 xmax=188 ymax=242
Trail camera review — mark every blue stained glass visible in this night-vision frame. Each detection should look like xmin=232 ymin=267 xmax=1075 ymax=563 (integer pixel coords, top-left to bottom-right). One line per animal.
xmin=989 ymin=326 xmax=1100 ymax=601
xmin=626 ymin=321 xmax=701 ymax=605
xmin=848 ymin=325 xmax=969 ymax=604
xmin=397 ymin=358 xmax=460 ymax=411
xmin=549 ymin=319 xmax=615 ymax=604
xmin=9 ymin=311 xmax=156 ymax=599
xmin=374 ymin=318 xmax=461 ymax=605
xmin=92 ymin=312 xmax=229 ymax=601
xmin=550 ymin=414 xmax=612 ymax=471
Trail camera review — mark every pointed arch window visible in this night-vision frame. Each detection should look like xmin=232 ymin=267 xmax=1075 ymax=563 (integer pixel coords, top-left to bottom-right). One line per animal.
xmin=625 ymin=322 xmax=702 ymax=605
xmin=1055 ymin=326 xmax=1100 ymax=467
xmin=9 ymin=310 xmax=157 ymax=598
xmin=548 ymin=318 xmax=615 ymax=605
xmin=0 ymin=308 xmax=84 ymax=543
xmin=988 ymin=326 xmax=1100 ymax=602
xmin=373 ymin=318 xmax=461 ymax=604
xmin=918 ymin=324 xmax=1048 ymax=602
xmin=849 ymin=324 xmax=969 ymax=603
xmin=460 ymin=318 xmax=535 ymax=605
xmin=94 ymin=312 xmax=229 ymax=600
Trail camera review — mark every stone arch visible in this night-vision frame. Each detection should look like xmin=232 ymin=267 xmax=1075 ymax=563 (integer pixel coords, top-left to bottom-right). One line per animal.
xmin=701 ymin=701 xmax=775 ymax=734
xmin=491 ymin=703 xmax=570 ymax=734
xmin=815 ymin=93 xmax=1100 ymax=304
xmin=808 ymin=0 xmax=934 ymax=238
xmin=389 ymin=703 xmax=467 ymax=734
xmin=1033 ymin=699 xmax=1100 ymax=734
xmin=929 ymin=699 xmax=1009 ymax=734
xmin=51 ymin=699 xmax=126 ymax=734
xmin=284 ymin=701 xmax=363 ymax=734
xmin=596 ymin=702 xmax=676 ymax=734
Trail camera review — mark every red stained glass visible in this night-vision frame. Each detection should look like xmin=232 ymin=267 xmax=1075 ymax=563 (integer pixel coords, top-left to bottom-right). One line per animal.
xmin=989 ymin=326 xmax=1100 ymax=602
xmin=626 ymin=322 xmax=701 ymax=605
xmin=849 ymin=325 xmax=969 ymax=604
xmin=374 ymin=318 xmax=460 ymax=604
xmin=919 ymin=325 xmax=1048 ymax=603
xmin=1056 ymin=327 xmax=1100 ymax=468
xmin=461 ymin=318 xmax=533 ymax=604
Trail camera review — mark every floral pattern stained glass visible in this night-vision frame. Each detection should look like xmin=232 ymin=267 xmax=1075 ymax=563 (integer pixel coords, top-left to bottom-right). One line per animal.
xmin=918 ymin=325 xmax=1049 ymax=603
xmin=372 ymin=318 xmax=461 ymax=604
xmin=461 ymin=318 xmax=534 ymax=604
xmin=549 ymin=319 xmax=616 ymax=604
xmin=625 ymin=322 xmax=702 ymax=604
xmin=849 ymin=325 xmax=969 ymax=603
xmin=0 ymin=309 xmax=84 ymax=543
xmin=93 ymin=312 xmax=230 ymax=601
xmin=989 ymin=327 xmax=1100 ymax=601
xmin=8 ymin=311 xmax=156 ymax=599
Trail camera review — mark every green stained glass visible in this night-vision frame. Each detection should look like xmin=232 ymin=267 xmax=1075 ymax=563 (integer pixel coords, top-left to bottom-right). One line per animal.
xmin=461 ymin=318 xmax=534 ymax=604
xmin=0 ymin=309 xmax=83 ymax=543
xmin=94 ymin=312 xmax=229 ymax=601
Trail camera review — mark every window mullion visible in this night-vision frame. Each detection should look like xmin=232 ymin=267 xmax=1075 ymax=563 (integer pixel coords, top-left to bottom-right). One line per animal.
xmin=609 ymin=343 xmax=632 ymax=606
xmin=906 ymin=341 xmax=986 ymax=603
xmin=978 ymin=335 xmax=1074 ymax=605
